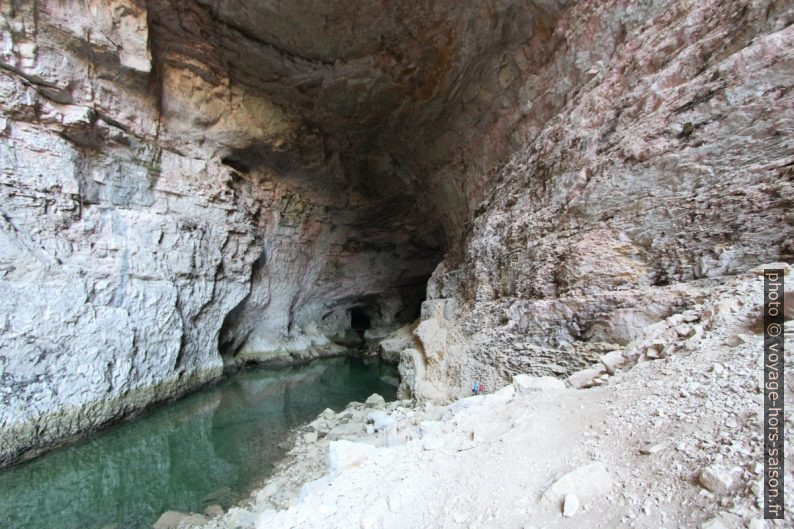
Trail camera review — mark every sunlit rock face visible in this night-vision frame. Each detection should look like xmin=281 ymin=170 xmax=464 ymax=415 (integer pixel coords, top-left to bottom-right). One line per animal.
xmin=1 ymin=0 xmax=792 ymax=466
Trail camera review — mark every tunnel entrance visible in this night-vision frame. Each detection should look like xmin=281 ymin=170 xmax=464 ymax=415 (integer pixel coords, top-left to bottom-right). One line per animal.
xmin=350 ymin=308 xmax=371 ymax=340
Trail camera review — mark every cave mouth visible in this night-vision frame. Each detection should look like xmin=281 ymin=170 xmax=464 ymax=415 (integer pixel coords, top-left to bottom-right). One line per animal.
xmin=350 ymin=307 xmax=372 ymax=340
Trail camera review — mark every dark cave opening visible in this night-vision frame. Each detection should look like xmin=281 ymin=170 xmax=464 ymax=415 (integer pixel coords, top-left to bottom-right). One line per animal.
xmin=350 ymin=308 xmax=371 ymax=340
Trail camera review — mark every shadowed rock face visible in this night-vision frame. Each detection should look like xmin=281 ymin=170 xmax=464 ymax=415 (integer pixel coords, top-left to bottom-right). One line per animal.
xmin=139 ymin=0 xmax=568 ymax=360
xmin=145 ymin=0 xmax=565 ymax=241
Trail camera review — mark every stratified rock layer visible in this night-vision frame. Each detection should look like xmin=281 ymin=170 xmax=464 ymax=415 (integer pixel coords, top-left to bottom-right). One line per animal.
xmin=407 ymin=0 xmax=794 ymax=398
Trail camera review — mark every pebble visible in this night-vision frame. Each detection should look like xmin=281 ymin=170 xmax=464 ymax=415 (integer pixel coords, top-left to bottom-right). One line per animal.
xmin=698 ymin=465 xmax=739 ymax=494
xmin=563 ymin=493 xmax=579 ymax=517
xmin=640 ymin=442 xmax=666 ymax=455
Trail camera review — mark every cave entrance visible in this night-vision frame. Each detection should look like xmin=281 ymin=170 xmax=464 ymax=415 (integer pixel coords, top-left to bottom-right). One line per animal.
xmin=350 ymin=308 xmax=371 ymax=340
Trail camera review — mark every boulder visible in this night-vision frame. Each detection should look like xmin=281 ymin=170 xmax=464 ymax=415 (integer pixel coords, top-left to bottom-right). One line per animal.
xmin=225 ymin=508 xmax=257 ymax=528
xmin=541 ymin=462 xmax=613 ymax=508
xmin=327 ymin=421 xmax=365 ymax=441
xmin=365 ymin=393 xmax=386 ymax=408
xmin=152 ymin=511 xmax=209 ymax=529
xmin=419 ymin=421 xmax=443 ymax=437
xmin=299 ymin=475 xmax=331 ymax=500
xmin=566 ymin=366 xmax=607 ymax=389
xmin=203 ymin=505 xmax=224 ymax=518
xmin=367 ymin=411 xmax=396 ymax=431
xmin=377 ymin=325 xmax=415 ymax=363
xmin=599 ymin=350 xmax=627 ymax=375
xmin=698 ymin=465 xmax=741 ymax=494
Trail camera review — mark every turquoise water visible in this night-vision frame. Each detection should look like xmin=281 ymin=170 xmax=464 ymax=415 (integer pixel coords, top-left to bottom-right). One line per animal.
xmin=0 ymin=357 xmax=398 ymax=529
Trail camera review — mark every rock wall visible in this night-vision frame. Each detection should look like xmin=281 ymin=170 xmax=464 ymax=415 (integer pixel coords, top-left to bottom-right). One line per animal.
xmin=408 ymin=0 xmax=794 ymax=399
xmin=0 ymin=0 xmax=792 ymax=466
xmin=0 ymin=0 xmax=478 ymax=466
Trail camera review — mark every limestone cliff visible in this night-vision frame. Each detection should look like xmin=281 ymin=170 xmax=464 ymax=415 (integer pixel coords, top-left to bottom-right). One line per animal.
xmin=0 ymin=0 xmax=791 ymax=467
xmin=408 ymin=0 xmax=794 ymax=400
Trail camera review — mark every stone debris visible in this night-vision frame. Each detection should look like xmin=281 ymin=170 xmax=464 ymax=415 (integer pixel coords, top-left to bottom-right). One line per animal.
xmin=193 ymin=268 xmax=794 ymax=529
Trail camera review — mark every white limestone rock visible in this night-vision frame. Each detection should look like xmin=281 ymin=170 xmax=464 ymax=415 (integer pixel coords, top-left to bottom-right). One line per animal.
xmin=541 ymin=462 xmax=614 ymax=508
xmin=365 ymin=393 xmax=386 ymax=408
xmin=566 ymin=366 xmax=608 ymax=389
xmin=562 ymin=492 xmax=579 ymax=517
xmin=599 ymin=350 xmax=628 ymax=375
xmin=698 ymin=465 xmax=742 ymax=494
xmin=377 ymin=325 xmax=415 ymax=364
xmin=367 ymin=411 xmax=396 ymax=432
xmin=152 ymin=511 xmax=209 ymax=529
xmin=329 ymin=440 xmax=377 ymax=479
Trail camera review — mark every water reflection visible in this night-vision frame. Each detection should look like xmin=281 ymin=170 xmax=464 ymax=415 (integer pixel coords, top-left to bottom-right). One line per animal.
xmin=0 ymin=357 xmax=397 ymax=529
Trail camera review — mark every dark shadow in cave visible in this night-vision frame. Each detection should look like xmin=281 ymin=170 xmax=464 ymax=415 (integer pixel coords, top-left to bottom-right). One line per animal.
xmin=349 ymin=308 xmax=371 ymax=340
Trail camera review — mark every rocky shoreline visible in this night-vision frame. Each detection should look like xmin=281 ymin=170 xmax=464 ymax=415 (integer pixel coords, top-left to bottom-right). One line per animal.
xmin=153 ymin=265 xmax=792 ymax=529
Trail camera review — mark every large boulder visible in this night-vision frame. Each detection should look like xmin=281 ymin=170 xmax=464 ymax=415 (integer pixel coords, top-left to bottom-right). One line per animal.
xmin=377 ymin=325 xmax=415 ymax=364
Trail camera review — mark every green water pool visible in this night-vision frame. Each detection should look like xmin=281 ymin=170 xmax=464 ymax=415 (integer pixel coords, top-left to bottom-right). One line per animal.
xmin=0 ymin=357 xmax=398 ymax=529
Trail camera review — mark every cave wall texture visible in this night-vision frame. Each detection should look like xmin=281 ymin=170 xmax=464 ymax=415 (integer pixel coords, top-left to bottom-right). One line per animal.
xmin=0 ymin=0 xmax=792 ymax=466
